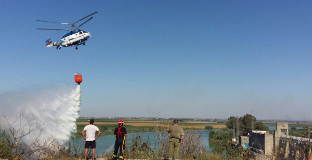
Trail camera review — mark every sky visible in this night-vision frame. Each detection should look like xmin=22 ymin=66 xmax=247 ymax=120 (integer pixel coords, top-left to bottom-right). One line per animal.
xmin=1 ymin=0 xmax=312 ymax=120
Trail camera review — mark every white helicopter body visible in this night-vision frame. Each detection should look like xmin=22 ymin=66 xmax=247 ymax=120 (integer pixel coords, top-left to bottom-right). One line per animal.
xmin=46 ymin=30 xmax=91 ymax=49
xmin=38 ymin=12 xmax=97 ymax=50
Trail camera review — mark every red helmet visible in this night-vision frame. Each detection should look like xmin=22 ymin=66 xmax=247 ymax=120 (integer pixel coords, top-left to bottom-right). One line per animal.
xmin=118 ymin=120 xmax=124 ymax=124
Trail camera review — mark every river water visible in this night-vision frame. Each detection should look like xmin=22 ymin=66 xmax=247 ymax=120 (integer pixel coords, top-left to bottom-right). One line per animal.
xmin=265 ymin=124 xmax=303 ymax=131
xmin=70 ymin=130 xmax=212 ymax=155
xmin=74 ymin=125 xmax=303 ymax=155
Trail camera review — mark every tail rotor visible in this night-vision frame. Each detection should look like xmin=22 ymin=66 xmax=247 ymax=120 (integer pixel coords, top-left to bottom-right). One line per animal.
xmin=45 ymin=39 xmax=61 ymax=49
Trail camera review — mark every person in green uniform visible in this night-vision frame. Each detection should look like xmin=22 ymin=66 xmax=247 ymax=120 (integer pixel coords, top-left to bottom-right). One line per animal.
xmin=168 ymin=120 xmax=184 ymax=160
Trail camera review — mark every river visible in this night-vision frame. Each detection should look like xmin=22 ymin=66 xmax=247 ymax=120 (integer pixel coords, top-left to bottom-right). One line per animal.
xmin=70 ymin=130 xmax=212 ymax=155
xmin=265 ymin=124 xmax=303 ymax=131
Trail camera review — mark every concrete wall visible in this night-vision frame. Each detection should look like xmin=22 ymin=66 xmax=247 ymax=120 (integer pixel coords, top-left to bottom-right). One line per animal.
xmin=264 ymin=133 xmax=273 ymax=155
xmin=249 ymin=131 xmax=273 ymax=155
xmin=274 ymin=122 xmax=288 ymax=151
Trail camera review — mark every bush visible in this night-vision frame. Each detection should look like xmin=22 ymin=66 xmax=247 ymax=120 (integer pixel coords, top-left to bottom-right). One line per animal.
xmin=127 ymin=134 xmax=159 ymax=159
xmin=102 ymin=125 xmax=108 ymax=131
xmin=0 ymin=141 xmax=13 ymax=159
xmin=205 ymin=125 xmax=213 ymax=130
xmin=180 ymin=130 xmax=205 ymax=159
xmin=209 ymin=129 xmax=241 ymax=159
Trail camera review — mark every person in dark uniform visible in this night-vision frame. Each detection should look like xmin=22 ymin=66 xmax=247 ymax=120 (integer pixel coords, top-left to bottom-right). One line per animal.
xmin=112 ymin=120 xmax=127 ymax=160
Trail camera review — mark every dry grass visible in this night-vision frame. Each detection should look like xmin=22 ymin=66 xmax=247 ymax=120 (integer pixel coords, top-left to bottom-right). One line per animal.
xmin=212 ymin=124 xmax=227 ymax=129
xmin=184 ymin=121 xmax=218 ymax=124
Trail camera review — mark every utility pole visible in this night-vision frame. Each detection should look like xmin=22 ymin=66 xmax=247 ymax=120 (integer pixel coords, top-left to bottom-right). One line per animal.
xmin=233 ymin=122 xmax=235 ymax=138
xmin=309 ymin=127 xmax=311 ymax=156
xmin=251 ymin=118 xmax=254 ymax=131
xmin=236 ymin=117 xmax=239 ymax=139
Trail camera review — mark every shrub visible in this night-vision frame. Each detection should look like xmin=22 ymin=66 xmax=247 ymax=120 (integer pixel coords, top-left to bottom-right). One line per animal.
xmin=0 ymin=141 xmax=13 ymax=159
xmin=180 ymin=130 xmax=205 ymax=159
xmin=127 ymin=134 xmax=159 ymax=159
xmin=205 ymin=125 xmax=213 ymax=130
xmin=209 ymin=129 xmax=241 ymax=159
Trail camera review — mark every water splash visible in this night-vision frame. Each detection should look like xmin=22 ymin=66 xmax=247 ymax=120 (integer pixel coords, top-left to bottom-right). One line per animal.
xmin=0 ymin=85 xmax=81 ymax=147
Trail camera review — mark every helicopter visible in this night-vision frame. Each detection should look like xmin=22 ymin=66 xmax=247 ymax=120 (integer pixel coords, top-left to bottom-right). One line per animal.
xmin=37 ymin=11 xmax=98 ymax=50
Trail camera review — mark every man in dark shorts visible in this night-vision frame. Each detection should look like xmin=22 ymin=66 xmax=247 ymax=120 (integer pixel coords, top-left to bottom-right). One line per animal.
xmin=112 ymin=120 xmax=127 ymax=160
xmin=82 ymin=119 xmax=101 ymax=160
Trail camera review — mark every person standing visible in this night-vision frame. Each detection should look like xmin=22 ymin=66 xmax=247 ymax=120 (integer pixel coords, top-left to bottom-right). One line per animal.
xmin=112 ymin=120 xmax=127 ymax=160
xmin=168 ymin=120 xmax=184 ymax=160
xmin=81 ymin=119 xmax=101 ymax=160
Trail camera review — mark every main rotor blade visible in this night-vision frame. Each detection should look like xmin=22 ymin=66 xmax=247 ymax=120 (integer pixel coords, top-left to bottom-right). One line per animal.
xmin=78 ymin=17 xmax=93 ymax=28
xmin=37 ymin=28 xmax=70 ymax=31
xmin=37 ymin=20 xmax=71 ymax=25
xmin=72 ymin=11 xmax=98 ymax=25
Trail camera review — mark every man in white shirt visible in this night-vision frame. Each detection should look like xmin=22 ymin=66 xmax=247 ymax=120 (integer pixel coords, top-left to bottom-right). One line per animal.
xmin=82 ymin=119 xmax=101 ymax=160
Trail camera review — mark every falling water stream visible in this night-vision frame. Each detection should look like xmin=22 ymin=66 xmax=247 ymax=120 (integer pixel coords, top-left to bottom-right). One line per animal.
xmin=0 ymin=85 xmax=81 ymax=148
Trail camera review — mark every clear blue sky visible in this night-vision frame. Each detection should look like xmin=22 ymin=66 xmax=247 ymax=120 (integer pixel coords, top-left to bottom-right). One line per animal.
xmin=1 ymin=0 xmax=312 ymax=120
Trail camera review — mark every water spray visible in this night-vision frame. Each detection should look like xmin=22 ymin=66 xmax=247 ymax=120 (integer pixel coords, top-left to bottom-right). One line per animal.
xmin=0 ymin=74 xmax=83 ymax=155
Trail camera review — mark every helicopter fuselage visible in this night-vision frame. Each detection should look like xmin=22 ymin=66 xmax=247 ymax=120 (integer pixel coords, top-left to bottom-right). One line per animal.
xmin=46 ymin=29 xmax=91 ymax=49
xmin=61 ymin=30 xmax=91 ymax=47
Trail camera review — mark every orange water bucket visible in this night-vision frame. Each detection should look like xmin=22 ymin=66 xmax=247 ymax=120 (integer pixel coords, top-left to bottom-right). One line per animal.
xmin=75 ymin=74 xmax=82 ymax=84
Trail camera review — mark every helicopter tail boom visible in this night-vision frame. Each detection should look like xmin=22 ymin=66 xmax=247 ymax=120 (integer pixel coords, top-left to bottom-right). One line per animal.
xmin=45 ymin=39 xmax=61 ymax=49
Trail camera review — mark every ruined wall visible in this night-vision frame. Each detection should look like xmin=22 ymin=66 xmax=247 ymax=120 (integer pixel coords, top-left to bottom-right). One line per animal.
xmin=274 ymin=122 xmax=288 ymax=149
xmin=276 ymin=138 xmax=311 ymax=160
xmin=264 ymin=133 xmax=273 ymax=155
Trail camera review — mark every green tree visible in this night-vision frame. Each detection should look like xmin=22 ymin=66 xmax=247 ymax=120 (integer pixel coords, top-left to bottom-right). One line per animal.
xmin=226 ymin=114 xmax=268 ymax=136
xmin=240 ymin=114 xmax=256 ymax=136
xmin=254 ymin=121 xmax=269 ymax=131
xmin=226 ymin=116 xmax=238 ymax=129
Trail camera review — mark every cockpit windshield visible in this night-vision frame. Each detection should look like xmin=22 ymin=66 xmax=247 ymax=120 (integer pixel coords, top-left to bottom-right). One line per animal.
xmin=61 ymin=29 xmax=81 ymax=38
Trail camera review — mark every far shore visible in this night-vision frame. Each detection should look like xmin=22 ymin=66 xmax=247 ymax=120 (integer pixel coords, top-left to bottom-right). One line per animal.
xmin=74 ymin=118 xmax=226 ymax=137
xmin=76 ymin=118 xmax=227 ymax=130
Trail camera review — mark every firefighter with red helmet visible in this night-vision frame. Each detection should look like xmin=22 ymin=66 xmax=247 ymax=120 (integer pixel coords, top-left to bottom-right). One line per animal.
xmin=112 ymin=120 xmax=127 ymax=160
